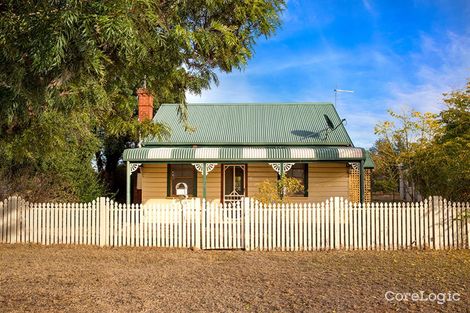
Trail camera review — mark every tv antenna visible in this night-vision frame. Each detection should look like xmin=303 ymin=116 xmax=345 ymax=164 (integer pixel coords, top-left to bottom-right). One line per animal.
xmin=334 ymin=89 xmax=354 ymax=107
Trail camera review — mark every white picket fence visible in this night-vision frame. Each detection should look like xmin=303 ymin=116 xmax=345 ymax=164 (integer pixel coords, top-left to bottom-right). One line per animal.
xmin=0 ymin=196 xmax=469 ymax=251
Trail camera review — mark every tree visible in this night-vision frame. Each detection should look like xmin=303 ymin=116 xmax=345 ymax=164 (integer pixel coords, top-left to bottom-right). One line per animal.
xmin=371 ymin=109 xmax=439 ymax=200
xmin=369 ymin=139 xmax=400 ymax=195
xmin=371 ymin=80 xmax=470 ymax=201
xmin=0 ymin=0 xmax=285 ymax=201
xmin=409 ymin=81 xmax=470 ymax=201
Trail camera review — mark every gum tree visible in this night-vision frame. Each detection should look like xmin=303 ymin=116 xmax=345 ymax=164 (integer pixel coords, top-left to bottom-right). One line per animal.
xmin=0 ymin=0 xmax=285 ymax=201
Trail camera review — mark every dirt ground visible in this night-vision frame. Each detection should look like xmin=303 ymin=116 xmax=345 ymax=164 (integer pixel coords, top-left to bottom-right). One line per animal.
xmin=0 ymin=245 xmax=469 ymax=313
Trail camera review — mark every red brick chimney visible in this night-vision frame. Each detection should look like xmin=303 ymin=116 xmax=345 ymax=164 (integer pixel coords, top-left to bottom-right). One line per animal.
xmin=137 ymin=88 xmax=154 ymax=121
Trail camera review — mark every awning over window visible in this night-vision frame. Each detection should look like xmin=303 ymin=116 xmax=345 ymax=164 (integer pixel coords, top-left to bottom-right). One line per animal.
xmin=123 ymin=146 xmax=366 ymax=163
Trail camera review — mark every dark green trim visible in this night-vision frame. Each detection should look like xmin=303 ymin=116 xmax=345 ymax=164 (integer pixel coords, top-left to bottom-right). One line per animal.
xmin=135 ymin=160 xmax=364 ymax=165
xmin=193 ymin=167 xmax=198 ymax=197
xmin=202 ymin=162 xmax=207 ymax=199
xmin=244 ymin=163 xmax=248 ymax=197
xmin=166 ymin=164 xmax=171 ymax=197
xmin=360 ymin=160 xmax=365 ymax=203
xmin=220 ymin=164 xmax=225 ymax=202
xmin=279 ymin=162 xmax=285 ymax=199
xmin=304 ymin=163 xmax=309 ymax=197
xmin=126 ymin=161 xmax=131 ymax=205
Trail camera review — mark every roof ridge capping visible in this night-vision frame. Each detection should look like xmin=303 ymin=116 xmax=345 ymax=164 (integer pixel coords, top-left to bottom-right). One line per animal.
xmin=159 ymin=102 xmax=334 ymax=106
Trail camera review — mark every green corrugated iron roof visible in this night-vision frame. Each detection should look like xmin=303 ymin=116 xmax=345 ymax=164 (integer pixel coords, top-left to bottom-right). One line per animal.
xmin=144 ymin=103 xmax=353 ymax=146
xmin=123 ymin=146 xmax=365 ymax=162
xmin=364 ymin=151 xmax=375 ymax=169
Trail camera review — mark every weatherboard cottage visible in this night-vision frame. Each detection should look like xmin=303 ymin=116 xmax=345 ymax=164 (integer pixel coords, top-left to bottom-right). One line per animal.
xmin=123 ymin=89 xmax=374 ymax=205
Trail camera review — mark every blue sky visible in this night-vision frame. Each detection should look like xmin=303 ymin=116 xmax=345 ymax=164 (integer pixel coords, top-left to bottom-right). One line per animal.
xmin=187 ymin=0 xmax=470 ymax=148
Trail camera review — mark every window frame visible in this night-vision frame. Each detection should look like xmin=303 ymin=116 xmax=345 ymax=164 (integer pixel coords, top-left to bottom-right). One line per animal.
xmin=281 ymin=163 xmax=309 ymax=197
xmin=167 ymin=164 xmax=198 ymax=197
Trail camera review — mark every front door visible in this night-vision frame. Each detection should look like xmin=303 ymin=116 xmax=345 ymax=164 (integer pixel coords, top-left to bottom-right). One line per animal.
xmin=223 ymin=165 xmax=246 ymax=203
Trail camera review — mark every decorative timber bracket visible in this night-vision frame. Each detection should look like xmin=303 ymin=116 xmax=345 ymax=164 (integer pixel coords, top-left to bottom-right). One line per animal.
xmin=348 ymin=162 xmax=360 ymax=171
xmin=192 ymin=163 xmax=218 ymax=173
xmin=269 ymin=163 xmax=295 ymax=175
xmin=130 ymin=163 xmax=142 ymax=173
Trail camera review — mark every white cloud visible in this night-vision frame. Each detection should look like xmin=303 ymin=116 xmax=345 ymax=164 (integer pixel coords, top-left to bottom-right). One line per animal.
xmin=362 ymin=0 xmax=376 ymax=15
xmin=336 ymin=101 xmax=388 ymax=149
xmin=186 ymin=72 xmax=259 ymax=103
xmin=384 ymin=32 xmax=470 ymax=113
xmin=185 ymin=30 xmax=470 ymax=148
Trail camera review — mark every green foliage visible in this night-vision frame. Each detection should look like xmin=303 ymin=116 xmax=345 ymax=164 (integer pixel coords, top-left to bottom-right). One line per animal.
xmin=254 ymin=176 xmax=304 ymax=204
xmin=0 ymin=109 xmax=105 ymax=201
xmin=371 ymin=109 xmax=439 ymax=195
xmin=371 ymin=80 xmax=470 ymax=201
xmin=0 ymin=0 xmax=285 ymax=201
xmin=409 ymin=82 xmax=470 ymax=201
xmin=369 ymin=139 xmax=399 ymax=193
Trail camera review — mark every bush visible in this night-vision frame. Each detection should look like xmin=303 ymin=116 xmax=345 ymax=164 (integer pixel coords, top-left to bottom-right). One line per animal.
xmin=254 ymin=176 xmax=304 ymax=204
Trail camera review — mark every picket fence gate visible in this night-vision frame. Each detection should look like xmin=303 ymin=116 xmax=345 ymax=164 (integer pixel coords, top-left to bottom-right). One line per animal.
xmin=0 ymin=196 xmax=469 ymax=251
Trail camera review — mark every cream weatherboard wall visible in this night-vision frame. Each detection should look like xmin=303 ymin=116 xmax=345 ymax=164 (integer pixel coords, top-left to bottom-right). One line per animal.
xmin=307 ymin=163 xmax=349 ymax=203
xmin=140 ymin=162 xmax=349 ymax=204
xmin=140 ymin=164 xmax=167 ymax=203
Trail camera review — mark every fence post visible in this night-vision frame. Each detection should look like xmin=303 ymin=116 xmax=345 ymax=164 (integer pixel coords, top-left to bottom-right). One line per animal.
xmin=10 ymin=197 xmax=18 ymax=244
xmin=99 ymin=197 xmax=108 ymax=247
xmin=195 ymin=198 xmax=201 ymax=250
xmin=466 ymin=202 xmax=470 ymax=249
xmin=201 ymin=198 xmax=206 ymax=249
xmin=0 ymin=199 xmax=3 ymax=243
xmin=244 ymin=197 xmax=250 ymax=251
xmin=334 ymin=197 xmax=340 ymax=249
xmin=432 ymin=196 xmax=441 ymax=250
xmin=106 ymin=199 xmax=111 ymax=247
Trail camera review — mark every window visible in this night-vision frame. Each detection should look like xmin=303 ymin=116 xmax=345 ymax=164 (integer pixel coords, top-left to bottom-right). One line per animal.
xmin=167 ymin=164 xmax=197 ymax=197
xmin=285 ymin=163 xmax=308 ymax=197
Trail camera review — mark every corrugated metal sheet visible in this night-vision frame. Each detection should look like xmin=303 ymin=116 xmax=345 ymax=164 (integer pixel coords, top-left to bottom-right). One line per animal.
xmin=123 ymin=146 xmax=365 ymax=162
xmin=364 ymin=151 xmax=375 ymax=169
xmin=144 ymin=103 xmax=353 ymax=146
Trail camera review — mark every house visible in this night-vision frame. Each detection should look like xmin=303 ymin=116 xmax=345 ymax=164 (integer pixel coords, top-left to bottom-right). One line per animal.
xmin=123 ymin=89 xmax=374 ymax=205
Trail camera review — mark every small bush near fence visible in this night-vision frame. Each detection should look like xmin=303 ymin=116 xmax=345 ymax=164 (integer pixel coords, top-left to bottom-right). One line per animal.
xmin=1 ymin=196 xmax=469 ymax=251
